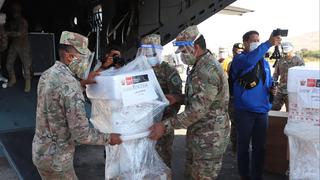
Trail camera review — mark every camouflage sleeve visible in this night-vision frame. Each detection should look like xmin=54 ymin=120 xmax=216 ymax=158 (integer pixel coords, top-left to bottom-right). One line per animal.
xmin=272 ymin=62 xmax=280 ymax=82
xmin=167 ymin=67 xmax=182 ymax=95
xmin=164 ymin=67 xmax=183 ymax=117
xmin=64 ymin=86 xmax=109 ymax=145
xmin=164 ymin=68 xmax=220 ymax=130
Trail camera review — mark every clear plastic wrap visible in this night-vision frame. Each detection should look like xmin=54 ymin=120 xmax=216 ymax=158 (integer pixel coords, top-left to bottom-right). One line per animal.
xmin=86 ymin=56 xmax=171 ymax=179
xmin=284 ymin=67 xmax=320 ymax=180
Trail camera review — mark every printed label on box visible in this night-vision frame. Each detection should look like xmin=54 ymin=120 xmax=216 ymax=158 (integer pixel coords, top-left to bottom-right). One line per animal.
xmin=121 ymin=74 xmax=157 ymax=106
xmin=298 ymin=79 xmax=320 ymax=109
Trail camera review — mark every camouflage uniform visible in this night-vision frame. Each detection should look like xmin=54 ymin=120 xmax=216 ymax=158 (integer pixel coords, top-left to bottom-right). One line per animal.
xmin=272 ymin=56 xmax=304 ymax=111
xmin=164 ymin=26 xmax=230 ymax=179
xmin=154 ymin=62 xmax=182 ymax=167
xmin=5 ymin=14 xmax=32 ymax=91
xmin=32 ymin=32 xmax=110 ymax=180
xmin=141 ymin=34 xmax=183 ymax=167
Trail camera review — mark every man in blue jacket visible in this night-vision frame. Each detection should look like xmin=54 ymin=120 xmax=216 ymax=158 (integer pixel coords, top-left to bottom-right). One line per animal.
xmin=230 ymin=30 xmax=281 ymax=180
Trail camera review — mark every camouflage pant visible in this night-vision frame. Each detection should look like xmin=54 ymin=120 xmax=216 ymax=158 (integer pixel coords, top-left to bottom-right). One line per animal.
xmin=185 ymin=116 xmax=230 ymax=180
xmin=37 ymin=167 xmax=78 ymax=180
xmin=156 ymin=129 xmax=174 ymax=167
xmin=6 ymin=45 xmax=32 ymax=79
xmin=271 ymin=92 xmax=288 ymax=111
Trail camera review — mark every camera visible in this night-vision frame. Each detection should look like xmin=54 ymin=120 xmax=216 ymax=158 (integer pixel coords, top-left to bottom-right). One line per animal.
xmin=112 ymin=56 xmax=130 ymax=67
xmin=272 ymin=28 xmax=288 ymax=37
xmin=270 ymin=29 xmax=289 ymax=67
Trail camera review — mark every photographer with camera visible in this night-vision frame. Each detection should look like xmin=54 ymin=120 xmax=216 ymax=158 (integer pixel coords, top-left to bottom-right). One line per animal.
xmin=96 ymin=49 xmax=122 ymax=71
xmin=80 ymin=49 xmax=126 ymax=87
xmin=271 ymin=42 xmax=304 ymax=111
xmin=229 ymin=30 xmax=281 ymax=180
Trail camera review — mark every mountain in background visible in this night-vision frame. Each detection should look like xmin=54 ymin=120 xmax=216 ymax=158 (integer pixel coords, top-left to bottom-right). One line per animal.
xmin=287 ymin=31 xmax=319 ymax=51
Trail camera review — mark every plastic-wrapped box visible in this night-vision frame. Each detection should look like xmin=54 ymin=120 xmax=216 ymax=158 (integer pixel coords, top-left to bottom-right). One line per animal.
xmin=284 ymin=67 xmax=320 ymax=180
xmin=86 ymin=56 xmax=170 ymax=179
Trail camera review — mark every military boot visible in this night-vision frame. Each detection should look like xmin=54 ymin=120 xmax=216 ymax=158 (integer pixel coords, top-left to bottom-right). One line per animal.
xmin=24 ymin=79 xmax=31 ymax=92
xmin=8 ymin=74 xmax=16 ymax=87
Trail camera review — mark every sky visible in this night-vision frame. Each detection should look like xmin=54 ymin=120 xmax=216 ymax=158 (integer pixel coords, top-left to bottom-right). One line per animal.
xmin=163 ymin=0 xmax=320 ymax=55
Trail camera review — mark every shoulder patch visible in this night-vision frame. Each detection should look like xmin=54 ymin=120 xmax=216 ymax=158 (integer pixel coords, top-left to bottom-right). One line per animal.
xmin=171 ymin=74 xmax=182 ymax=86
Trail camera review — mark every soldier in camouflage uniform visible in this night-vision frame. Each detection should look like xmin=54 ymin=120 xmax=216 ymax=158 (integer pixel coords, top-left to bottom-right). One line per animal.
xmin=32 ymin=31 xmax=122 ymax=180
xmin=272 ymin=42 xmax=304 ymax=111
xmin=5 ymin=2 xmax=32 ymax=92
xmin=149 ymin=26 xmax=230 ymax=179
xmin=0 ymin=13 xmax=8 ymax=78
xmin=137 ymin=34 xmax=182 ymax=167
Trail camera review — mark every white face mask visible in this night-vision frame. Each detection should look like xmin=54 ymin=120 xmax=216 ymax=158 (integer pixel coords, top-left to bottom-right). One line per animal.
xmin=249 ymin=42 xmax=260 ymax=52
xmin=147 ymin=57 xmax=162 ymax=66
xmin=218 ymin=52 xmax=228 ymax=59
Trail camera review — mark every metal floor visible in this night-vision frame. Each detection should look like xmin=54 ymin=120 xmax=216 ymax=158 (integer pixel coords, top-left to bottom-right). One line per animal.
xmin=0 ymin=78 xmax=38 ymax=133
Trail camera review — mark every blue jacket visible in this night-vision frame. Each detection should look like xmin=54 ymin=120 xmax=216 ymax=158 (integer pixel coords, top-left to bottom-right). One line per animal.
xmin=231 ymin=41 xmax=273 ymax=113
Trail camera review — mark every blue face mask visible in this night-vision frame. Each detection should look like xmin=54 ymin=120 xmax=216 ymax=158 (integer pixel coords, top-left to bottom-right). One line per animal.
xmin=147 ymin=57 xmax=161 ymax=66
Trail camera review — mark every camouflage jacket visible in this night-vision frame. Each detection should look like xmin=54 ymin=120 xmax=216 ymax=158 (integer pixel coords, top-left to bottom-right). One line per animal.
xmin=7 ymin=17 xmax=29 ymax=47
xmin=32 ymin=61 xmax=109 ymax=171
xmin=273 ymin=56 xmax=304 ymax=94
xmin=153 ymin=61 xmax=182 ymax=119
xmin=164 ymin=52 xmax=229 ymax=130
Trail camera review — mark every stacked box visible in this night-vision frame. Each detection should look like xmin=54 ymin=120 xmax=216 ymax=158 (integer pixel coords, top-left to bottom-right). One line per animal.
xmin=284 ymin=66 xmax=320 ymax=180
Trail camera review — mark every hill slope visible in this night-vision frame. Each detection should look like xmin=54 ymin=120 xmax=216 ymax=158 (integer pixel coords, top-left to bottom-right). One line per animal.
xmin=287 ymin=31 xmax=319 ymax=51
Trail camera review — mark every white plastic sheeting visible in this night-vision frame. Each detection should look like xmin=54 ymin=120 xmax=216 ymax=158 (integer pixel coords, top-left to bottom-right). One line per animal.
xmin=86 ymin=56 xmax=171 ymax=179
xmin=284 ymin=67 xmax=320 ymax=180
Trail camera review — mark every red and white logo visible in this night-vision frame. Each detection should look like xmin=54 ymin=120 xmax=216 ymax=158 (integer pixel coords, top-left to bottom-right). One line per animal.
xmin=307 ymin=79 xmax=316 ymax=87
xmin=126 ymin=76 xmax=133 ymax=85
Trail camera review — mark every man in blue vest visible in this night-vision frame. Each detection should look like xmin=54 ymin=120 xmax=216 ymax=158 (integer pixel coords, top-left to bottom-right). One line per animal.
xmin=230 ymin=30 xmax=281 ymax=180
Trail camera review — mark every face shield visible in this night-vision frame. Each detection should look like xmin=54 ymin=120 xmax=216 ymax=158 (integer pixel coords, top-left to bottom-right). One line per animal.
xmin=172 ymin=34 xmax=201 ymax=65
xmin=282 ymin=45 xmax=293 ymax=53
xmin=68 ymin=51 xmax=95 ymax=80
xmin=281 ymin=42 xmax=294 ymax=58
xmin=136 ymin=44 xmax=163 ymax=66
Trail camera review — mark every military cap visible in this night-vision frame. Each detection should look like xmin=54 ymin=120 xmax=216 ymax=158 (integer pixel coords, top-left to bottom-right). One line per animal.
xmin=0 ymin=14 xmax=6 ymax=25
xmin=141 ymin=34 xmax=161 ymax=45
xmin=59 ymin=31 xmax=90 ymax=54
xmin=233 ymin=43 xmax=244 ymax=50
xmin=175 ymin=25 xmax=200 ymax=41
